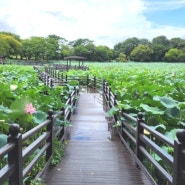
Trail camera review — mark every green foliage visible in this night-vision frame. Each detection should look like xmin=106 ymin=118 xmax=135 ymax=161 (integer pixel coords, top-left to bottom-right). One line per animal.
xmin=106 ymin=106 xmax=119 ymax=117
xmin=164 ymin=48 xmax=185 ymax=62
xmin=68 ymin=62 xmax=185 ymax=135
xmin=0 ymin=65 xmax=68 ymax=132
xmin=0 ymin=134 xmax=8 ymax=148
xmin=50 ymin=139 xmax=64 ymax=166
xmin=33 ymin=111 xmax=47 ymax=125
xmin=0 ymin=32 xmax=22 ymax=57
xmin=169 ymin=37 xmax=185 ymax=49
xmin=114 ymin=37 xmax=140 ymax=56
xmin=1 ymin=62 xmax=185 ymax=185
xmin=0 ymin=65 xmax=75 ymax=184
xmin=151 ymin=44 xmax=167 ymax=61
xmin=116 ymin=53 xmax=127 ymax=62
xmin=140 ymin=104 xmax=164 ymax=115
xmin=95 ymin=45 xmax=114 ymax=62
xmin=23 ymin=150 xmax=46 ymax=185
xmin=130 ymin=44 xmax=153 ymax=62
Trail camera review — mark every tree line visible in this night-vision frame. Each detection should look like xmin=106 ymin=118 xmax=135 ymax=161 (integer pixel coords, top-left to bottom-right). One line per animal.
xmin=0 ymin=31 xmax=185 ymax=62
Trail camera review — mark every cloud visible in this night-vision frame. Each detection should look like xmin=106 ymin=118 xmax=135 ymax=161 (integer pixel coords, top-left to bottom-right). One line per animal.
xmin=0 ymin=0 xmax=185 ymax=48
xmin=143 ymin=0 xmax=185 ymax=11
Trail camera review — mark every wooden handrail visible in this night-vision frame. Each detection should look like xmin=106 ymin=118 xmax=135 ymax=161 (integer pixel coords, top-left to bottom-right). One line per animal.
xmin=103 ymin=81 xmax=185 ymax=185
xmin=0 ymin=87 xmax=79 ymax=184
xmin=2 ymin=67 xmax=185 ymax=185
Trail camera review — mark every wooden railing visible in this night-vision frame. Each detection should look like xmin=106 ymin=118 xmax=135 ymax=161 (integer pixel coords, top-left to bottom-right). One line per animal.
xmin=3 ymin=60 xmax=88 ymax=70
xmin=103 ymin=81 xmax=185 ymax=185
xmin=3 ymin=66 xmax=184 ymax=185
xmin=35 ymin=66 xmax=103 ymax=92
xmin=52 ymin=64 xmax=89 ymax=71
xmin=40 ymin=67 xmax=185 ymax=184
xmin=0 ymin=87 xmax=79 ymax=185
xmin=34 ymin=67 xmax=185 ymax=185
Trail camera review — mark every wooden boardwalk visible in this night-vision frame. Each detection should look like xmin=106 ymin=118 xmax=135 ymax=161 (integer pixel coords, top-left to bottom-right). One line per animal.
xmin=42 ymin=92 xmax=152 ymax=185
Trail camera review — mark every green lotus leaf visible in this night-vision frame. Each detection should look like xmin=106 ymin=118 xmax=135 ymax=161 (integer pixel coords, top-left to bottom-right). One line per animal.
xmin=153 ymin=96 xmax=178 ymax=108
xmin=165 ymin=129 xmax=178 ymax=140
xmin=33 ymin=111 xmax=47 ymax=125
xmin=140 ymin=103 xmax=164 ymax=115
xmin=165 ymin=107 xmax=180 ymax=118
xmin=0 ymin=134 xmax=8 ymax=148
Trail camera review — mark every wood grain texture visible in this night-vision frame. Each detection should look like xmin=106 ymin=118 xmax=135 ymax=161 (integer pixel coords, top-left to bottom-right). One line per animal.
xmin=42 ymin=93 xmax=152 ymax=185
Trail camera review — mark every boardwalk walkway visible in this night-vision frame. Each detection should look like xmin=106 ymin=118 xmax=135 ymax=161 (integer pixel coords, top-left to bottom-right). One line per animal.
xmin=42 ymin=92 xmax=152 ymax=185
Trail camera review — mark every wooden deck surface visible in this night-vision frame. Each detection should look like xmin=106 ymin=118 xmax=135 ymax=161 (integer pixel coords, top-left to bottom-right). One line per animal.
xmin=42 ymin=92 xmax=152 ymax=185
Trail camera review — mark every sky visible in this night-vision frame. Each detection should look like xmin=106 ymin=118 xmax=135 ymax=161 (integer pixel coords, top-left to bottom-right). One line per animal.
xmin=0 ymin=0 xmax=185 ymax=48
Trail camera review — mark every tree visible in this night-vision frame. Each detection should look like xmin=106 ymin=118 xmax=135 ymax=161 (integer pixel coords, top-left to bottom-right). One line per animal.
xmin=116 ymin=53 xmax=127 ymax=62
xmin=21 ymin=39 xmax=33 ymax=60
xmin=151 ymin=44 xmax=167 ymax=61
xmin=114 ymin=37 xmax=140 ymax=60
xmin=138 ymin=38 xmax=151 ymax=46
xmin=164 ymin=48 xmax=185 ymax=62
xmin=130 ymin=44 xmax=153 ymax=62
xmin=95 ymin=45 xmax=114 ymax=62
xmin=45 ymin=36 xmax=60 ymax=60
xmin=0 ymin=31 xmax=21 ymax=41
xmin=169 ymin=37 xmax=185 ymax=50
xmin=61 ymin=45 xmax=71 ymax=58
xmin=73 ymin=45 xmax=89 ymax=57
xmin=69 ymin=38 xmax=93 ymax=47
xmin=47 ymin=35 xmax=68 ymax=59
xmin=151 ymin=36 xmax=170 ymax=61
xmin=0 ymin=33 xmax=22 ymax=58
xmin=84 ymin=43 xmax=96 ymax=61
xmin=152 ymin=35 xmax=169 ymax=46
xmin=0 ymin=35 xmax=9 ymax=56
xmin=71 ymin=43 xmax=97 ymax=61
xmin=28 ymin=37 xmax=46 ymax=60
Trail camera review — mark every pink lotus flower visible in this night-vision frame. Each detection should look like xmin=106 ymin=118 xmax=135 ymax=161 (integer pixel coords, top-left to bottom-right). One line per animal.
xmin=24 ymin=103 xmax=37 ymax=114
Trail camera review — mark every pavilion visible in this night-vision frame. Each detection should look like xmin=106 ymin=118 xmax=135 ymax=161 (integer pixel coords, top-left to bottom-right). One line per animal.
xmin=64 ymin=56 xmax=86 ymax=68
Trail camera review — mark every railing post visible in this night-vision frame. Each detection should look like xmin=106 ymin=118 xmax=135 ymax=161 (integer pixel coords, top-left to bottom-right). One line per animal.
xmin=46 ymin=110 xmax=54 ymax=162
xmin=50 ymin=68 xmax=53 ymax=77
xmin=87 ymin=74 xmax=89 ymax=87
xmin=57 ymin=71 xmax=60 ymax=80
xmin=69 ymin=93 xmax=72 ymax=106
xmin=103 ymin=80 xmax=105 ymax=94
xmin=46 ymin=75 xmax=50 ymax=86
xmin=108 ymin=87 xmax=111 ymax=108
xmin=8 ymin=123 xmax=23 ymax=185
xmin=73 ymin=87 xmax=78 ymax=107
xmin=136 ymin=112 xmax=144 ymax=165
xmin=173 ymin=129 xmax=185 ymax=185
xmin=102 ymin=80 xmax=107 ymax=111
xmin=114 ymin=94 xmax=117 ymax=106
xmin=61 ymin=73 xmax=63 ymax=81
xmin=93 ymin=76 xmax=96 ymax=92
xmin=60 ymin=107 xmax=65 ymax=137
xmin=113 ymin=94 xmax=118 ymax=122
xmin=50 ymin=79 xmax=53 ymax=88
xmin=68 ymin=94 xmax=72 ymax=119
xmin=121 ymin=109 xmax=127 ymax=140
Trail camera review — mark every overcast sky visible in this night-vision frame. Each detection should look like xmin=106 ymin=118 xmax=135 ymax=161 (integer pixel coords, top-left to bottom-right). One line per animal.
xmin=1 ymin=0 xmax=185 ymax=48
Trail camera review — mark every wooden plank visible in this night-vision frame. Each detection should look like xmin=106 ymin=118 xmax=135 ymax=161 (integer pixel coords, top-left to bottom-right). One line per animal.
xmin=42 ymin=93 xmax=152 ymax=185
